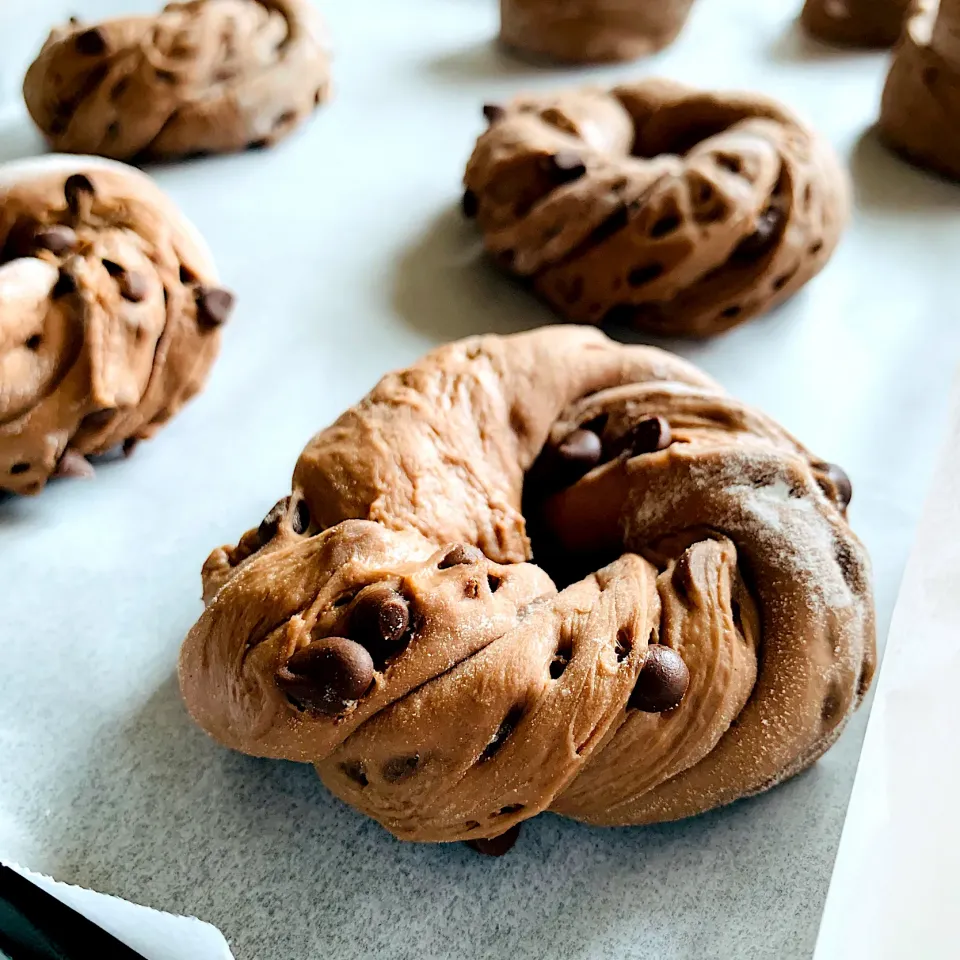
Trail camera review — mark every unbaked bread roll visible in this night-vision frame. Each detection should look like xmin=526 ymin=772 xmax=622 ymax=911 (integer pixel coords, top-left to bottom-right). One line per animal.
xmin=801 ymin=0 xmax=909 ymax=47
xmin=462 ymin=78 xmax=849 ymax=339
xmin=499 ymin=0 xmax=695 ymax=63
xmin=179 ymin=328 xmax=876 ymax=852
xmin=0 ymin=156 xmax=233 ymax=495
xmin=23 ymin=0 xmax=330 ymax=161
xmin=879 ymin=0 xmax=960 ymax=181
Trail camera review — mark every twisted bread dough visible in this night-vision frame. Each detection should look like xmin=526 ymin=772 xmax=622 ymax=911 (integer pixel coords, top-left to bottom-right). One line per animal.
xmin=179 ymin=328 xmax=875 ymax=848
xmin=463 ymin=79 xmax=849 ymax=339
xmin=880 ymin=0 xmax=960 ymax=181
xmin=801 ymin=0 xmax=909 ymax=47
xmin=499 ymin=0 xmax=696 ymax=63
xmin=23 ymin=0 xmax=330 ymax=161
xmin=0 ymin=156 xmax=232 ymax=495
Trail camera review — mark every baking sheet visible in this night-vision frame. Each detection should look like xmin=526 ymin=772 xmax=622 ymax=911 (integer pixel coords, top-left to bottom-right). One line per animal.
xmin=1 ymin=1 xmax=958 ymax=957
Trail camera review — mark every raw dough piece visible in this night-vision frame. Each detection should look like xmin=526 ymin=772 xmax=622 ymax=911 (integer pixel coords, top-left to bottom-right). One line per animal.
xmin=23 ymin=0 xmax=330 ymax=161
xmin=179 ymin=327 xmax=876 ymax=848
xmin=462 ymin=78 xmax=849 ymax=339
xmin=0 ymin=156 xmax=233 ymax=495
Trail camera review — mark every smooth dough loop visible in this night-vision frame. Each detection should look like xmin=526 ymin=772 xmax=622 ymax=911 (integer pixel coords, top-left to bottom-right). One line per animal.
xmin=801 ymin=0 xmax=909 ymax=47
xmin=499 ymin=0 xmax=696 ymax=63
xmin=879 ymin=0 xmax=960 ymax=181
xmin=179 ymin=327 xmax=876 ymax=846
xmin=23 ymin=0 xmax=330 ymax=161
xmin=0 ymin=156 xmax=232 ymax=495
xmin=463 ymin=78 xmax=849 ymax=339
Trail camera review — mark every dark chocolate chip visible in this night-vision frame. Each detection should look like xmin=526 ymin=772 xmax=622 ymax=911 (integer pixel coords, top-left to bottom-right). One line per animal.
xmin=53 ymin=449 xmax=94 ymax=479
xmin=731 ymin=205 xmax=784 ymax=263
xmin=462 ymin=188 xmax=479 ymax=218
xmin=292 ymin=497 xmax=310 ymax=534
xmin=620 ymin=416 xmax=672 ymax=457
xmin=556 ymin=427 xmax=602 ymax=472
xmin=75 ymin=27 xmax=107 ymax=56
xmin=546 ymin=150 xmax=586 ymax=184
xmin=277 ymin=637 xmax=374 ymax=716
xmin=64 ymin=174 xmax=95 ymax=216
xmin=10 ymin=462 xmax=30 ymax=475
xmin=351 ymin=584 xmax=411 ymax=654
xmin=479 ymin=706 xmax=523 ymax=762
xmin=122 ymin=437 xmax=139 ymax=457
xmin=482 ymin=103 xmax=505 ymax=124
xmin=382 ymin=754 xmax=420 ymax=783
xmin=196 ymin=286 xmax=235 ymax=328
xmin=52 ymin=269 xmax=77 ymax=298
xmin=628 ymin=645 xmax=690 ymax=713
xmin=33 ymin=225 xmax=78 ymax=256
xmin=465 ymin=823 xmax=521 ymax=857
xmin=118 ymin=269 xmax=148 ymax=303
xmin=627 ymin=263 xmax=664 ymax=287
xmin=80 ymin=408 xmax=117 ymax=431
xmin=25 ymin=334 xmax=42 ymax=350
xmin=438 ymin=543 xmax=483 ymax=569
xmin=820 ymin=463 xmax=852 ymax=510
xmin=257 ymin=497 xmax=289 ymax=546
xmin=340 ymin=760 xmax=368 ymax=787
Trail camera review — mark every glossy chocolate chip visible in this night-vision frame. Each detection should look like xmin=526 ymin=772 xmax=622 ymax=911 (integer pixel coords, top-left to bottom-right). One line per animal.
xmin=63 ymin=174 xmax=95 ymax=216
xmin=547 ymin=150 xmax=586 ymax=184
xmin=196 ymin=286 xmax=235 ymax=328
xmin=33 ymin=225 xmax=77 ymax=256
xmin=482 ymin=103 xmax=505 ymax=124
xmin=53 ymin=449 xmax=94 ymax=479
xmin=628 ymin=645 xmax=690 ymax=713
xmin=52 ymin=269 xmax=77 ymax=298
xmin=620 ymin=416 xmax=672 ymax=457
xmin=465 ymin=823 xmax=521 ymax=857
xmin=257 ymin=497 xmax=288 ymax=546
xmin=277 ymin=637 xmax=374 ymax=716
xmin=438 ymin=543 xmax=483 ymax=569
xmin=291 ymin=497 xmax=310 ymax=534
xmin=732 ymin=205 xmax=784 ymax=263
xmin=821 ymin=463 xmax=852 ymax=509
xmin=351 ymin=584 xmax=411 ymax=654
xmin=118 ymin=270 xmax=147 ymax=303
xmin=462 ymin=188 xmax=479 ymax=218
xmin=75 ymin=27 xmax=107 ymax=56
xmin=557 ymin=428 xmax=602 ymax=471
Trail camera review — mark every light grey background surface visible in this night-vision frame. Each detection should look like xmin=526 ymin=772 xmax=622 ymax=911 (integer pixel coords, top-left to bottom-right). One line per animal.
xmin=1 ymin=1 xmax=958 ymax=958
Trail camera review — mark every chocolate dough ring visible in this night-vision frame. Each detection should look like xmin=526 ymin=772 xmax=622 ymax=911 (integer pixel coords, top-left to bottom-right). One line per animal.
xmin=800 ymin=0 xmax=909 ymax=47
xmin=23 ymin=0 xmax=330 ymax=161
xmin=499 ymin=0 xmax=696 ymax=63
xmin=0 ymin=156 xmax=234 ymax=495
xmin=463 ymin=79 xmax=849 ymax=340
xmin=179 ymin=327 xmax=876 ymax=847
xmin=879 ymin=0 xmax=960 ymax=182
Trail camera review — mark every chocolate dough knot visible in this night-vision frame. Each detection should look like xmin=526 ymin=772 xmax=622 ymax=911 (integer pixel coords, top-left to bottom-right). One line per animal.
xmin=179 ymin=327 xmax=875 ymax=846
xmin=463 ymin=78 xmax=849 ymax=338
xmin=23 ymin=0 xmax=330 ymax=161
xmin=0 ymin=157 xmax=233 ymax=495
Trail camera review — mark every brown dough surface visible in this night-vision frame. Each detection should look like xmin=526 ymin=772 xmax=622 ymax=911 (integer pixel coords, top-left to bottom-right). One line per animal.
xmin=0 ymin=156 xmax=232 ymax=495
xmin=23 ymin=0 xmax=330 ymax=161
xmin=879 ymin=0 xmax=960 ymax=181
xmin=179 ymin=327 xmax=876 ymax=845
xmin=499 ymin=0 xmax=695 ymax=63
xmin=801 ymin=0 xmax=909 ymax=47
xmin=463 ymin=78 xmax=849 ymax=339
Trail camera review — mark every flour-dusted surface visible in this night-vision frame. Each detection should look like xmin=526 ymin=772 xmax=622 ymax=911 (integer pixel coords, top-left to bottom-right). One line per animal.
xmin=0 ymin=1 xmax=958 ymax=959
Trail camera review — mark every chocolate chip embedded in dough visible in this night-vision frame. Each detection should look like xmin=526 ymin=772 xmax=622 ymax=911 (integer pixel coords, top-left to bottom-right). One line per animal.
xmin=103 ymin=260 xmax=148 ymax=302
xmin=462 ymin=189 xmax=479 ymax=218
xmin=732 ymin=205 xmax=784 ymax=263
xmin=620 ymin=416 xmax=672 ymax=457
xmin=351 ymin=584 xmax=411 ymax=653
xmin=291 ymin=497 xmax=310 ymax=534
xmin=80 ymin=407 xmax=116 ymax=431
xmin=63 ymin=174 xmax=95 ymax=216
xmin=75 ymin=27 xmax=107 ymax=56
xmin=556 ymin=427 xmax=603 ymax=472
xmin=547 ymin=150 xmax=587 ymax=184
xmin=382 ymin=754 xmax=420 ymax=783
xmin=33 ymin=225 xmax=78 ymax=256
xmin=465 ymin=823 xmax=521 ymax=857
xmin=820 ymin=462 xmax=853 ymax=509
xmin=195 ymin=286 xmax=235 ymax=328
xmin=277 ymin=637 xmax=375 ymax=716
xmin=628 ymin=645 xmax=690 ymax=713
xmin=438 ymin=543 xmax=483 ymax=569
xmin=482 ymin=103 xmax=505 ymax=124
xmin=52 ymin=269 xmax=78 ymax=299
xmin=257 ymin=497 xmax=289 ymax=546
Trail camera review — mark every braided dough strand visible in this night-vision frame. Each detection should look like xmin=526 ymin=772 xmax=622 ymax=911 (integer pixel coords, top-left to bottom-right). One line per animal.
xmin=179 ymin=328 xmax=875 ymax=844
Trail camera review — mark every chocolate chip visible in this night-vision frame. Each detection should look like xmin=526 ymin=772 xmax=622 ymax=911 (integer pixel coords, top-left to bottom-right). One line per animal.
xmin=556 ymin=427 xmax=602 ymax=472
xmin=628 ymin=645 xmax=690 ymax=713
xmin=63 ymin=174 xmax=95 ymax=216
xmin=277 ymin=637 xmax=374 ymax=716
xmin=53 ymin=449 xmax=94 ymax=479
xmin=118 ymin=269 xmax=147 ymax=303
xmin=257 ymin=497 xmax=289 ymax=546
xmin=438 ymin=543 xmax=483 ymax=569
xmin=619 ymin=416 xmax=672 ymax=457
xmin=52 ymin=269 xmax=77 ymax=298
xmin=10 ymin=462 xmax=30 ymax=475
xmin=546 ymin=150 xmax=586 ymax=184
xmin=820 ymin=463 xmax=852 ymax=510
xmin=33 ymin=225 xmax=77 ymax=256
xmin=80 ymin=408 xmax=116 ymax=431
xmin=75 ymin=27 xmax=107 ymax=56
xmin=291 ymin=497 xmax=310 ymax=534
xmin=462 ymin=188 xmax=479 ymax=218
xmin=340 ymin=760 xmax=368 ymax=786
xmin=122 ymin=437 xmax=139 ymax=457
xmin=465 ymin=823 xmax=521 ymax=857
xmin=25 ymin=335 xmax=42 ymax=350
xmin=731 ymin=205 xmax=784 ymax=263
xmin=482 ymin=103 xmax=505 ymax=124
xmin=382 ymin=754 xmax=419 ymax=783
xmin=351 ymin=584 xmax=411 ymax=655
xmin=195 ymin=286 xmax=235 ymax=328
